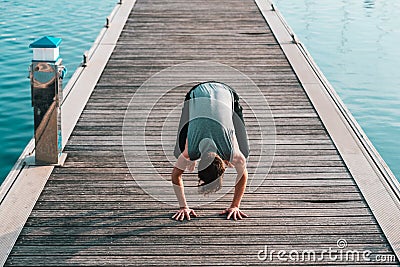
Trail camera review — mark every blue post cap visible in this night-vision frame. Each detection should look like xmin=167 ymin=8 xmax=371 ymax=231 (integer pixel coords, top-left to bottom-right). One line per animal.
xmin=29 ymin=36 xmax=62 ymax=48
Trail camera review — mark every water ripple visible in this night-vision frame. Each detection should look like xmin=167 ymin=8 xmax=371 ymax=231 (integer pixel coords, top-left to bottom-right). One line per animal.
xmin=0 ymin=0 xmax=116 ymax=182
xmin=274 ymin=0 xmax=400 ymax=179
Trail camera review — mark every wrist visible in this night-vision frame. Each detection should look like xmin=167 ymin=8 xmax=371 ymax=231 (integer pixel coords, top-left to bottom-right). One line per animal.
xmin=180 ymin=206 xmax=189 ymax=209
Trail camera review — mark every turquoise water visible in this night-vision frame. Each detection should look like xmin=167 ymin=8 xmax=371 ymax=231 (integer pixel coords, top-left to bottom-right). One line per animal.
xmin=0 ymin=0 xmax=116 ymax=183
xmin=274 ymin=0 xmax=400 ymax=180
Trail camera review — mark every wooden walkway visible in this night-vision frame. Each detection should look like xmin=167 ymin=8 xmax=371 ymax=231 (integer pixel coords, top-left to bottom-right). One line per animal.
xmin=5 ymin=0 xmax=399 ymax=265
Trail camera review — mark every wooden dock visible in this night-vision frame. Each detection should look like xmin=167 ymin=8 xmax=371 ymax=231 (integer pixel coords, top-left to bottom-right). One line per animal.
xmin=2 ymin=0 xmax=400 ymax=265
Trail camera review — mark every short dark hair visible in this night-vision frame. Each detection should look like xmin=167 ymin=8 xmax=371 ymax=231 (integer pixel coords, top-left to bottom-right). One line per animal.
xmin=198 ymin=152 xmax=226 ymax=194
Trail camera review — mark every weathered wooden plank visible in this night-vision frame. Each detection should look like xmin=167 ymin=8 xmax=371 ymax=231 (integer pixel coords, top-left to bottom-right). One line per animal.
xmin=11 ymin=234 xmax=390 ymax=247
xmin=64 ymin=157 xmax=343 ymax=167
xmin=24 ymin=214 xmax=373 ymax=227
xmin=7 ymin=255 xmax=397 ymax=266
xmin=88 ymin=88 xmax=306 ymax=95
xmin=45 ymin=178 xmax=355 ymax=187
xmin=50 ymin=167 xmax=349 ymax=175
xmin=9 ymin=244 xmax=393 ymax=257
xmin=20 ymin=224 xmax=382 ymax=236
xmin=60 ymin=160 xmax=344 ymax=169
xmin=96 ymin=80 xmax=303 ymax=87
xmin=69 ymin=128 xmax=327 ymax=136
xmin=37 ymin=193 xmax=364 ymax=202
xmin=30 ymin=208 xmax=373 ymax=219
xmin=33 ymin=199 xmax=367 ymax=211
xmin=68 ymin=135 xmax=333 ymax=142
xmin=62 ymin=154 xmax=343 ymax=163
xmin=40 ymin=186 xmax=360 ymax=196
xmin=47 ymin=172 xmax=353 ymax=181
xmin=76 ymin=146 xmax=320 ymax=155
xmin=71 ymin=121 xmax=325 ymax=129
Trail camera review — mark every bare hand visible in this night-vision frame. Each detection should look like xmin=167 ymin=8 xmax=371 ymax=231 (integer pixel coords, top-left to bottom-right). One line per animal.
xmin=220 ymin=207 xmax=248 ymax=220
xmin=172 ymin=207 xmax=198 ymax=221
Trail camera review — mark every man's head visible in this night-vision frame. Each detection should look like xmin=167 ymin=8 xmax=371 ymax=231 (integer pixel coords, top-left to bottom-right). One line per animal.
xmin=197 ymin=152 xmax=226 ymax=194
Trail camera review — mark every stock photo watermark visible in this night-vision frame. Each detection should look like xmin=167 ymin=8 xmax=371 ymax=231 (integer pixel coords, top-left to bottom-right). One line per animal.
xmin=257 ymin=239 xmax=396 ymax=263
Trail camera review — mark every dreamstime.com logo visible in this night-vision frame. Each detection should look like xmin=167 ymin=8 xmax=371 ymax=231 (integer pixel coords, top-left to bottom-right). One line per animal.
xmin=257 ymin=239 xmax=397 ymax=263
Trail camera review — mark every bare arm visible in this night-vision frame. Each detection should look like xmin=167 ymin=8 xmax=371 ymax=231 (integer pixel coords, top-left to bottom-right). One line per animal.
xmin=230 ymin=162 xmax=248 ymax=209
xmin=171 ymin=140 xmax=197 ymax=221
xmin=221 ymin=134 xmax=249 ymax=220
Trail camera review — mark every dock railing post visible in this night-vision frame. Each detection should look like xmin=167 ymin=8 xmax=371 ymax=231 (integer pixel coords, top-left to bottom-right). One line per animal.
xmin=29 ymin=36 xmax=66 ymax=165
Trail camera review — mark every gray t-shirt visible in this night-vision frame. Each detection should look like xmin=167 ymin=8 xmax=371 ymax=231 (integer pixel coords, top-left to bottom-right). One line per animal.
xmin=187 ymin=82 xmax=235 ymax=161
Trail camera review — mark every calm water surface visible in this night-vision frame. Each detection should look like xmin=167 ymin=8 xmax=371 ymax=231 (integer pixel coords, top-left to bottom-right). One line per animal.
xmin=0 ymin=0 xmax=116 ymax=182
xmin=274 ymin=0 xmax=400 ymax=180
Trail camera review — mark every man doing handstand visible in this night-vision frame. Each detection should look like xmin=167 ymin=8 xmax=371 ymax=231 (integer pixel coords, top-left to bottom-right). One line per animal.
xmin=171 ymin=81 xmax=250 ymax=221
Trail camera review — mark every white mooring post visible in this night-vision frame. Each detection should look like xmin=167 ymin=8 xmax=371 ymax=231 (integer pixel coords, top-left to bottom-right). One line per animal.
xmin=29 ymin=36 xmax=67 ymax=165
